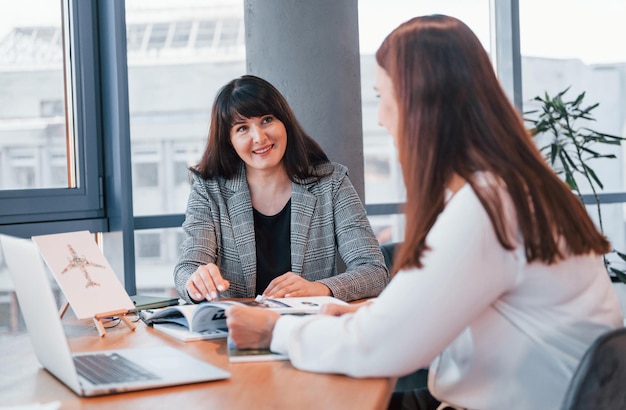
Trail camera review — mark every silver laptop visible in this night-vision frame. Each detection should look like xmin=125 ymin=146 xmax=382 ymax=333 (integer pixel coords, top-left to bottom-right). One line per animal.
xmin=0 ymin=233 xmax=230 ymax=397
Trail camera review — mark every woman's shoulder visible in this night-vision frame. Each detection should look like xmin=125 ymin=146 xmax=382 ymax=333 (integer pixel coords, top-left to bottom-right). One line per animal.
xmin=190 ymin=171 xmax=221 ymax=188
xmin=190 ymin=167 xmax=246 ymax=187
xmin=189 ymin=170 xmax=248 ymax=200
xmin=294 ymin=162 xmax=351 ymax=197
xmin=312 ymin=161 xmax=348 ymax=179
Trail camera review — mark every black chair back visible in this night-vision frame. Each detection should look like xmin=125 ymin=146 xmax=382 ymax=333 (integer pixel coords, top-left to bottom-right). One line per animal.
xmin=380 ymin=242 xmax=397 ymax=270
xmin=561 ymin=326 xmax=626 ymax=410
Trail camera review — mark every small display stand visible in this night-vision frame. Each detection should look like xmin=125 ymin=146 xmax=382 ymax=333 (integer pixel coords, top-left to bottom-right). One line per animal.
xmin=93 ymin=309 xmax=136 ymax=337
xmin=59 ymin=301 xmax=136 ymax=337
xmin=32 ymin=231 xmax=139 ymax=338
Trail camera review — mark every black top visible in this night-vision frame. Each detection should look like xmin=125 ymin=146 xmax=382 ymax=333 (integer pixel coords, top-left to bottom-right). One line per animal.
xmin=253 ymin=199 xmax=292 ymax=295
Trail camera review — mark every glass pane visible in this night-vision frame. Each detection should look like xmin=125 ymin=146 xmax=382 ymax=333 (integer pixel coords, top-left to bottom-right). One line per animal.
xmin=195 ymin=21 xmax=217 ymax=48
xmin=359 ymin=1 xmax=491 ymax=207
xmin=170 ymin=21 xmax=192 ymax=48
xmin=520 ymin=0 xmax=626 ymax=196
xmin=218 ymin=19 xmax=242 ymax=50
xmin=368 ymin=214 xmax=406 ymax=245
xmin=0 ymin=0 xmax=71 ymax=190
xmin=520 ymin=1 xmax=626 ymax=265
xmin=125 ymin=0 xmax=246 ymax=216
xmin=134 ymin=227 xmax=182 ymax=298
xmin=147 ymin=22 xmax=169 ymax=52
xmin=590 ymin=202 xmax=626 ymax=278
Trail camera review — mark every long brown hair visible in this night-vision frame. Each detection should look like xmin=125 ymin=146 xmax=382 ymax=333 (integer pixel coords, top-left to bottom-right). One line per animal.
xmin=376 ymin=15 xmax=610 ymax=272
xmin=194 ymin=75 xmax=329 ymax=180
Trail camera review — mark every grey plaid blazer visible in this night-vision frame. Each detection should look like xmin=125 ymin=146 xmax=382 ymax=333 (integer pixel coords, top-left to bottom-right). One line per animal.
xmin=174 ymin=162 xmax=389 ymax=302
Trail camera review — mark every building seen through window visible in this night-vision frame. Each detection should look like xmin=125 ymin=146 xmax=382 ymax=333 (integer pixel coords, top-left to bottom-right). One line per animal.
xmin=0 ymin=1 xmax=68 ymax=191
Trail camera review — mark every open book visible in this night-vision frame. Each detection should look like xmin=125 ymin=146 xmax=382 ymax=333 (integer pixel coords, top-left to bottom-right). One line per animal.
xmin=141 ymin=295 xmax=347 ymax=342
xmin=141 ymin=301 xmax=239 ymax=341
xmin=245 ymin=295 xmax=348 ymax=314
xmin=227 ymin=335 xmax=288 ymax=363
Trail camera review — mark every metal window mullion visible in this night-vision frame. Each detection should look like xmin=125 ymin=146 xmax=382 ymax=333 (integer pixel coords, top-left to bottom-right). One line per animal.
xmin=97 ymin=0 xmax=137 ymax=294
xmin=490 ymin=0 xmax=523 ymax=112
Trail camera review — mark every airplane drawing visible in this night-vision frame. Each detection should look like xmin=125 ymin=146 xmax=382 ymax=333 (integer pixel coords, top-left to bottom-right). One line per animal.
xmin=61 ymin=244 xmax=105 ymax=288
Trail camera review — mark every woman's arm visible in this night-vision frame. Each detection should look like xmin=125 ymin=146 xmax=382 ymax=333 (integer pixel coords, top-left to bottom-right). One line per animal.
xmin=316 ymin=171 xmax=390 ymax=301
xmin=174 ymin=176 xmax=221 ymax=303
xmin=270 ymin=185 xmax=518 ymax=377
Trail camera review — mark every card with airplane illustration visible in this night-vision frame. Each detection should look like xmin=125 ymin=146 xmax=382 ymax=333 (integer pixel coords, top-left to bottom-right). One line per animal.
xmin=32 ymin=231 xmax=135 ymax=319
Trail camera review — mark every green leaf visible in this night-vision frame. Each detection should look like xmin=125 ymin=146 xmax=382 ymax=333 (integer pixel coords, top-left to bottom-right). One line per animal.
xmin=583 ymin=163 xmax=604 ymax=189
xmin=609 ymin=267 xmax=626 ymax=284
xmin=559 ymin=150 xmax=581 ymax=173
xmin=528 ymin=87 xmax=621 ymax=232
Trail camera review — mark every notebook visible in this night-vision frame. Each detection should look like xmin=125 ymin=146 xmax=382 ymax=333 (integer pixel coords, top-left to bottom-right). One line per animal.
xmin=0 ymin=233 xmax=231 ymax=397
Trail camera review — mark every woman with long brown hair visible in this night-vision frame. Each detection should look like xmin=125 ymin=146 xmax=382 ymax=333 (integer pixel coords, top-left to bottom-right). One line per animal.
xmin=225 ymin=16 xmax=623 ymax=409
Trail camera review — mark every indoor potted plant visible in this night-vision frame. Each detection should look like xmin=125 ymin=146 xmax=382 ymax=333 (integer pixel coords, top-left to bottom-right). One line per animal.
xmin=525 ymin=87 xmax=626 ymax=284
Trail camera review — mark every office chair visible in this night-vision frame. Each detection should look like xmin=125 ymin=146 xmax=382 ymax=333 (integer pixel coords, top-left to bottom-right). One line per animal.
xmin=380 ymin=242 xmax=398 ymax=271
xmin=560 ymin=326 xmax=626 ymax=410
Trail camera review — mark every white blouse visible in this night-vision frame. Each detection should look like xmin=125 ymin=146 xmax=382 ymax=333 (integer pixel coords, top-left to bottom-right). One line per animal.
xmin=270 ymin=181 xmax=623 ymax=409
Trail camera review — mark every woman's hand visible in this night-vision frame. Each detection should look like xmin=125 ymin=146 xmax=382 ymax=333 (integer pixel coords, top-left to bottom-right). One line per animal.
xmin=262 ymin=272 xmax=331 ymax=298
xmin=226 ymin=305 xmax=281 ymax=349
xmin=320 ymin=301 xmax=371 ymax=316
xmin=186 ymin=263 xmax=230 ymax=302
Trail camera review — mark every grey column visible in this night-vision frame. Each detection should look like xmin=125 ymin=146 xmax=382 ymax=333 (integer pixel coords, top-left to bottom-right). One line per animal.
xmin=244 ymin=0 xmax=365 ymax=201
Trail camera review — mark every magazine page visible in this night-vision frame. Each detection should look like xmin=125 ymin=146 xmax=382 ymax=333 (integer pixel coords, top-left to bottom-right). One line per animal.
xmin=142 ymin=304 xmax=198 ymax=329
xmin=153 ymin=322 xmax=228 ymax=342
xmin=142 ymin=301 xmax=241 ymax=332
xmin=244 ymin=295 xmax=348 ymax=314
xmin=189 ymin=301 xmax=237 ymax=332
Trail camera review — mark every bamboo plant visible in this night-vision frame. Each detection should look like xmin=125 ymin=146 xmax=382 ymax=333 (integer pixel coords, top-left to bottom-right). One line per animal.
xmin=524 ymin=87 xmax=626 ymax=283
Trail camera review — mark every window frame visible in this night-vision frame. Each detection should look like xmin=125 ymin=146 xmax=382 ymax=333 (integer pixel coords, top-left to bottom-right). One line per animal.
xmin=0 ymin=0 xmax=105 ymax=233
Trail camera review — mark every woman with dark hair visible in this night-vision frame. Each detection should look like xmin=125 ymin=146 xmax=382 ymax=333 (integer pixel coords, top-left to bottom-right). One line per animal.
xmin=225 ymin=17 xmax=623 ymax=409
xmin=174 ymin=75 xmax=389 ymax=303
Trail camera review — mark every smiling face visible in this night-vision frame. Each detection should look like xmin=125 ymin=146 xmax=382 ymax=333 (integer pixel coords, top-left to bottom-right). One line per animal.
xmin=230 ymin=114 xmax=288 ymax=174
xmin=375 ymin=64 xmax=399 ymax=147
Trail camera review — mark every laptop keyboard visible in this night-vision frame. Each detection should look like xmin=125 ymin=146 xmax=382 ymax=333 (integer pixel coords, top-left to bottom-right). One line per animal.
xmin=74 ymin=353 xmax=160 ymax=385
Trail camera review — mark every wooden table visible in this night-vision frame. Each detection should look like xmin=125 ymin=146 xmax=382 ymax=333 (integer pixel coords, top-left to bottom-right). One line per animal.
xmin=0 ymin=315 xmax=395 ymax=409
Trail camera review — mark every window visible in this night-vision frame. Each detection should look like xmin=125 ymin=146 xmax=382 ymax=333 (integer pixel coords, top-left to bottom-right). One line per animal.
xmin=218 ymin=19 xmax=242 ymax=49
xmin=195 ymin=21 xmax=217 ymax=48
xmin=134 ymin=162 xmax=159 ymax=188
xmin=0 ymin=7 xmax=67 ymax=191
xmin=127 ymin=24 xmax=147 ymax=52
xmin=519 ymin=0 xmax=626 ymax=258
xmin=147 ymin=23 xmax=169 ymax=52
xmin=0 ymin=0 xmax=104 ymax=228
xmin=125 ymin=0 xmax=246 ymax=294
xmin=136 ymin=232 xmax=162 ymax=259
xmin=135 ymin=228 xmax=183 ymax=296
xmin=40 ymin=99 xmax=64 ymax=118
xmin=171 ymin=21 xmax=192 ymax=48
xmin=126 ymin=0 xmax=245 ymax=217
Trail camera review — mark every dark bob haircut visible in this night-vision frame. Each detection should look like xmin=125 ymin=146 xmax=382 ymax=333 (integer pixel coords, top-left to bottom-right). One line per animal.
xmin=193 ymin=75 xmax=329 ymax=180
